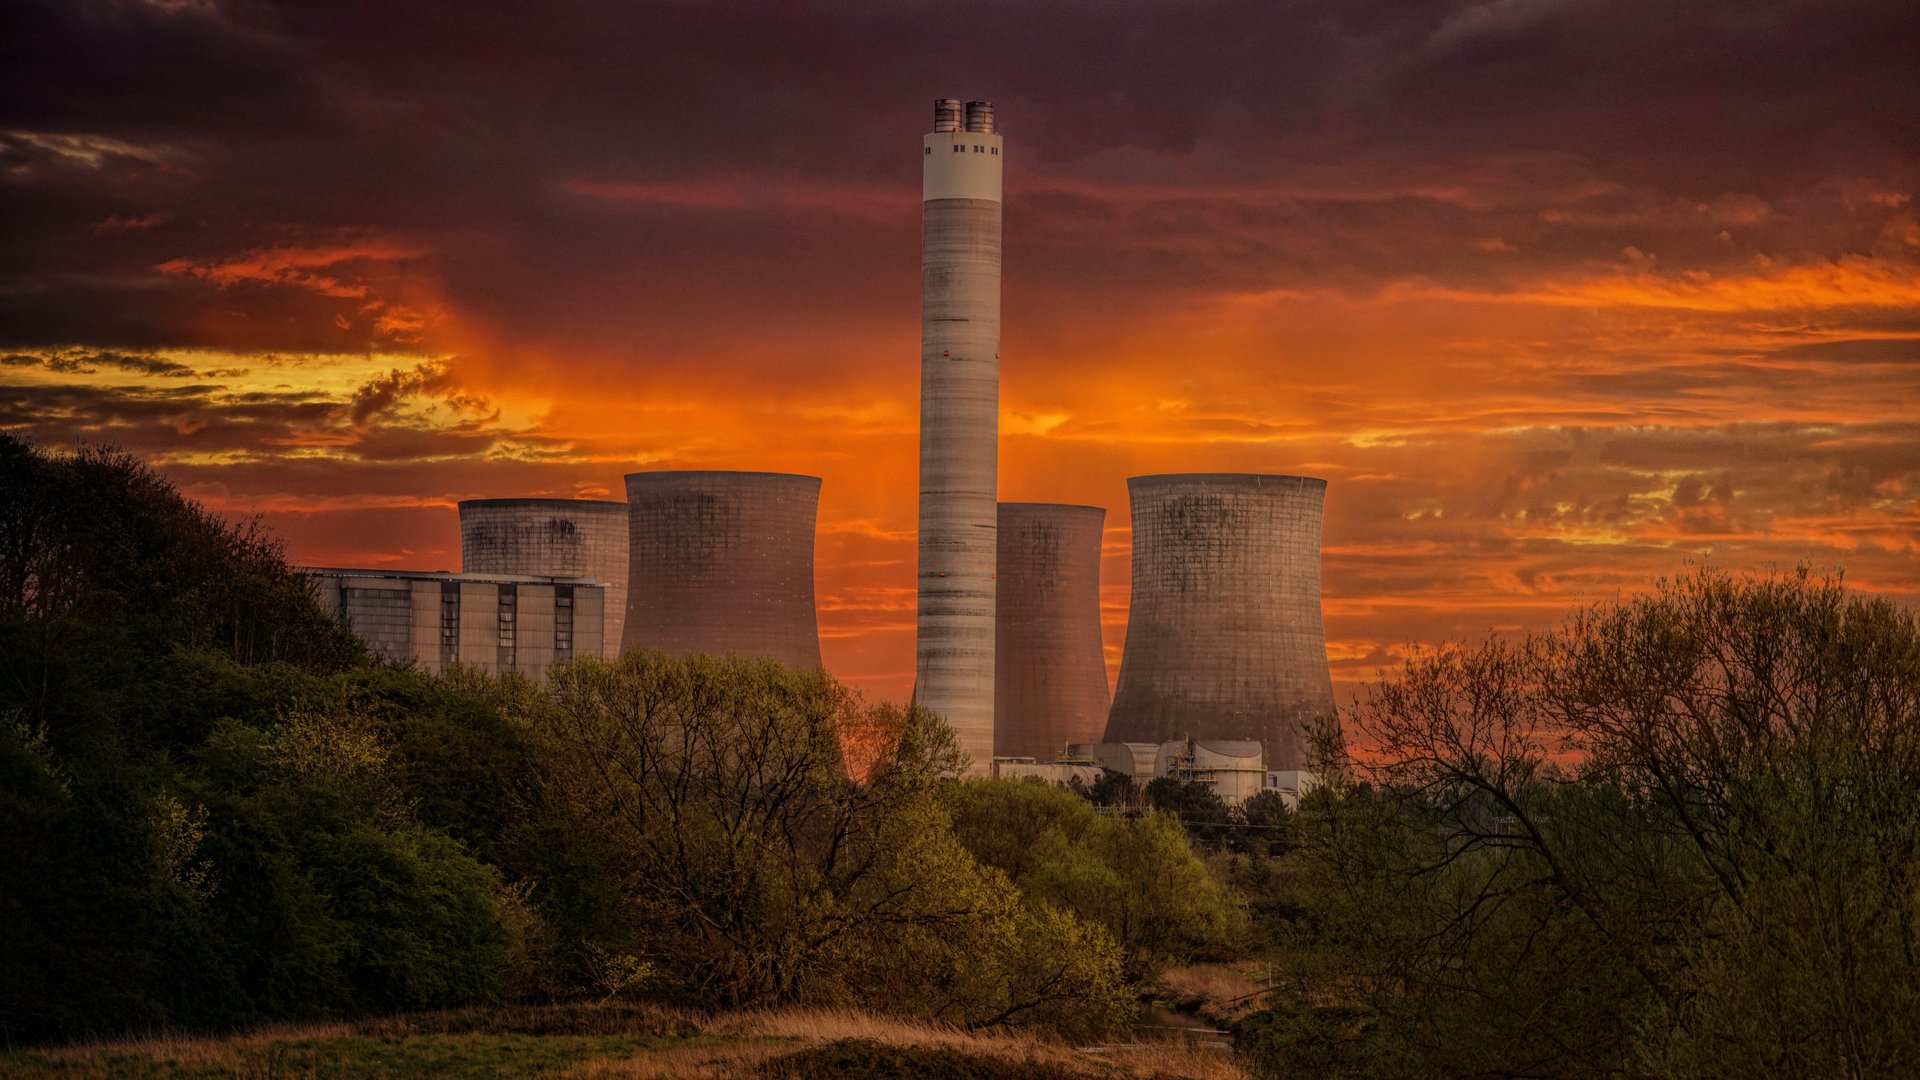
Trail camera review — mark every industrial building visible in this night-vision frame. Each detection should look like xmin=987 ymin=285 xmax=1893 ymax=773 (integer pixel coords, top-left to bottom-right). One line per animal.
xmin=994 ymin=502 xmax=1110 ymax=760
xmin=303 ymin=104 xmax=1345 ymax=779
xmin=1103 ymin=474 xmax=1336 ymax=771
xmin=992 ymin=758 xmax=1105 ymax=788
xmin=1154 ymin=739 xmax=1267 ymax=804
xmin=622 ymin=470 xmax=822 ymax=670
xmin=458 ymin=498 xmax=628 ymax=658
xmin=995 ymin=739 xmax=1309 ymax=808
xmin=916 ymin=97 xmax=1003 ymax=775
xmin=307 ymin=568 xmax=604 ymax=681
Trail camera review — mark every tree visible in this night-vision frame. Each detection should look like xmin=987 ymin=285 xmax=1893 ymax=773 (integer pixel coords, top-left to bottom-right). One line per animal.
xmin=948 ymin=778 xmax=1245 ymax=980
xmin=522 ymin=651 xmax=1131 ymax=1035
xmin=1248 ymin=568 xmax=1920 ymax=1079
xmin=0 ymin=434 xmax=362 ymax=673
xmin=0 ymin=438 xmax=514 ymax=1042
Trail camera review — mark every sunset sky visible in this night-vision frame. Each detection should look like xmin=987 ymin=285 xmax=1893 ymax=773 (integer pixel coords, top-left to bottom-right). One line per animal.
xmin=4 ymin=0 xmax=1917 ymax=704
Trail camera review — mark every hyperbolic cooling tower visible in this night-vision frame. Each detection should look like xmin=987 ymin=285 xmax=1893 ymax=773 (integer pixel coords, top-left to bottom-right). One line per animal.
xmin=916 ymin=96 xmax=1002 ymax=774
xmin=621 ymin=470 xmax=822 ymax=670
xmin=1104 ymin=474 xmax=1336 ymax=771
xmin=458 ymin=498 xmax=629 ymax=659
xmin=995 ymin=503 xmax=1111 ymax=761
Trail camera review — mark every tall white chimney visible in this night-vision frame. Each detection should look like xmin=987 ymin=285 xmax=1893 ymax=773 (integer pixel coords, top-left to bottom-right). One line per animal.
xmin=915 ymin=98 xmax=1003 ymax=774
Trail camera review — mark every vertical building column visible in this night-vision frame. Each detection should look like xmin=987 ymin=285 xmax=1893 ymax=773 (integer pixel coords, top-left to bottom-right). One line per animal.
xmin=917 ymin=98 xmax=1003 ymax=774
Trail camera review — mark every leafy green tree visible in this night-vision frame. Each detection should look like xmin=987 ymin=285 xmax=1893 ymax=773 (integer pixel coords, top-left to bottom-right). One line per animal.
xmin=948 ymin=778 xmax=1245 ymax=980
xmin=0 ymin=438 xmax=512 ymax=1041
xmin=521 ymin=650 xmax=1131 ymax=1035
xmin=1245 ymin=568 xmax=1920 ymax=1079
xmin=1144 ymin=777 xmax=1235 ymax=848
xmin=1235 ymin=790 xmax=1293 ymax=856
xmin=0 ymin=434 xmax=362 ymax=672
xmin=1079 ymin=769 xmax=1143 ymax=809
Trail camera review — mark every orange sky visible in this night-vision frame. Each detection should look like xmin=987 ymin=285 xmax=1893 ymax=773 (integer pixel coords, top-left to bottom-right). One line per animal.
xmin=4 ymin=0 xmax=1917 ymax=705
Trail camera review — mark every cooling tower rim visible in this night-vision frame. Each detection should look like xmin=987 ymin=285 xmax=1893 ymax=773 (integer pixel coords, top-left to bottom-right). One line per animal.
xmin=623 ymin=469 xmax=821 ymax=487
xmin=1127 ymin=472 xmax=1327 ymax=490
xmin=998 ymin=501 xmax=1107 ymax=515
xmin=458 ymin=497 xmax=625 ymax=511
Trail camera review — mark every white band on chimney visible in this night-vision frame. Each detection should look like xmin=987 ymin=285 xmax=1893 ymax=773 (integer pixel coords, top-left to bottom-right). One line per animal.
xmin=921 ymin=131 xmax=1003 ymax=202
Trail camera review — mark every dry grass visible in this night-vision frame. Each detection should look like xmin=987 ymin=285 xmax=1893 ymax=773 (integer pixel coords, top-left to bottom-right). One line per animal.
xmin=567 ymin=1006 xmax=1248 ymax=1079
xmin=2 ymin=1004 xmax=1250 ymax=1080
xmin=1154 ymin=964 xmax=1270 ymax=1025
xmin=14 ymin=1020 xmax=353 ymax=1072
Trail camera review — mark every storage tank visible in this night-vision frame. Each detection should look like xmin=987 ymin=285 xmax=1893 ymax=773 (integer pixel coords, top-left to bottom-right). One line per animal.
xmin=459 ymin=498 xmax=628 ymax=658
xmin=621 ymin=470 xmax=822 ymax=670
xmin=916 ymin=96 xmax=1004 ymax=775
xmin=1104 ymin=474 xmax=1335 ymax=770
xmin=995 ymin=503 xmax=1110 ymax=760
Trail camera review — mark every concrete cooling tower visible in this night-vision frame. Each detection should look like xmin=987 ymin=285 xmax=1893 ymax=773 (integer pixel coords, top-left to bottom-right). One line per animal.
xmin=916 ymin=96 xmax=1003 ymax=775
xmin=995 ymin=503 xmax=1111 ymax=761
xmin=458 ymin=498 xmax=628 ymax=659
xmin=1104 ymin=474 xmax=1335 ymax=771
xmin=621 ymin=470 xmax=822 ymax=670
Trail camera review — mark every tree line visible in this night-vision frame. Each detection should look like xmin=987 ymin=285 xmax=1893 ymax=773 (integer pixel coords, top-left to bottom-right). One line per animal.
xmin=7 ymin=433 xmax=1917 ymax=1077
xmin=0 ymin=435 xmax=1239 ymax=1044
xmin=1235 ymin=567 xmax=1920 ymax=1078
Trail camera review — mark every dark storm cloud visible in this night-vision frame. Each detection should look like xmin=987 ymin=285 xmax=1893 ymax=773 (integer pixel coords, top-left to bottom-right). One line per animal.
xmin=3 ymin=0 xmax=1915 ymax=360
xmin=4 ymin=0 xmax=1917 ymax=698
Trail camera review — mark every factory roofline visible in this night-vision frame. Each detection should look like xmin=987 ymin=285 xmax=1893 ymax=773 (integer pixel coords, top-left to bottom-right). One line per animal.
xmin=456 ymin=497 xmax=625 ymax=509
xmin=304 ymin=566 xmax=599 ymax=586
xmin=1127 ymin=472 xmax=1327 ymax=488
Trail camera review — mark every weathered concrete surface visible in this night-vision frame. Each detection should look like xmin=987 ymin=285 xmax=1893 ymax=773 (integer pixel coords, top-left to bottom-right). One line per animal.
xmin=995 ymin=503 xmax=1110 ymax=760
xmin=916 ymin=99 xmax=1004 ymax=775
xmin=1103 ymin=474 xmax=1336 ymax=771
xmin=307 ymin=568 xmax=602 ymax=681
xmin=621 ymin=470 xmax=822 ymax=670
xmin=459 ymin=498 xmax=628 ymax=658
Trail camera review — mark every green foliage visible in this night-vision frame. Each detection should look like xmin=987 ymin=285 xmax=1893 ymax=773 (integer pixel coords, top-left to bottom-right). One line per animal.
xmin=518 ymin=651 xmax=1134 ymax=1038
xmin=1245 ymin=567 xmax=1920 ymax=1078
xmin=0 ymin=433 xmax=363 ymax=671
xmin=1233 ymin=1004 xmax=1386 ymax=1080
xmin=0 ymin=437 xmax=509 ymax=1042
xmin=0 ymin=435 xmax=1165 ymax=1045
xmin=948 ymin=779 xmax=1245 ymax=980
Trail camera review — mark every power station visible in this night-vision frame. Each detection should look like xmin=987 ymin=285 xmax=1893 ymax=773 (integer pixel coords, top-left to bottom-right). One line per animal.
xmin=621 ymin=470 xmax=823 ymax=671
xmin=1103 ymin=474 xmax=1336 ymax=771
xmin=459 ymin=498 xmax=628 ymax=658
xmin=994 ymin=503 xmax=1109 ymax=761
xmin=915 ymin=97 xmax=1003 ymax=775
xmin=307 ymin=100 xmax=1340 ymax=797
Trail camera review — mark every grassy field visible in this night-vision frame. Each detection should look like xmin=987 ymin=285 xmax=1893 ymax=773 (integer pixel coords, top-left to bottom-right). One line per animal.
xmin=0 ymin=1003 xmax=1248 ymax=1079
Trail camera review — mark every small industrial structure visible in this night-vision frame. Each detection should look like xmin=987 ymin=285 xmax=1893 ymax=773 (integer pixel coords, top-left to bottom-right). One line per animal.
xmin=1070 ymin=741 xmax=1160 ymax=779
xmin=307 ymin=568 xmax=604 ymax=681
xmin=622 ymin=470 xmax=823 ymax=670
xmin=996 ymin=738 xmax=1310 ymax=808
xmin=1261 ymin=770 xmax=1322 ymax=809
xmin=916 ymin=97 xmax=1004 ymax=776
xmin=994 ymin=503 xmax=1110 ymax=760
xmin=1103 ymin=474 xmax=1337 ymax=771
xmin=991 ymin=757 xmax=1105 ymax=787
xmin=458 ymin=498 xmax=628 ymax=658
xmin=1154 ymin=739 xmax=1267 ymax=804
